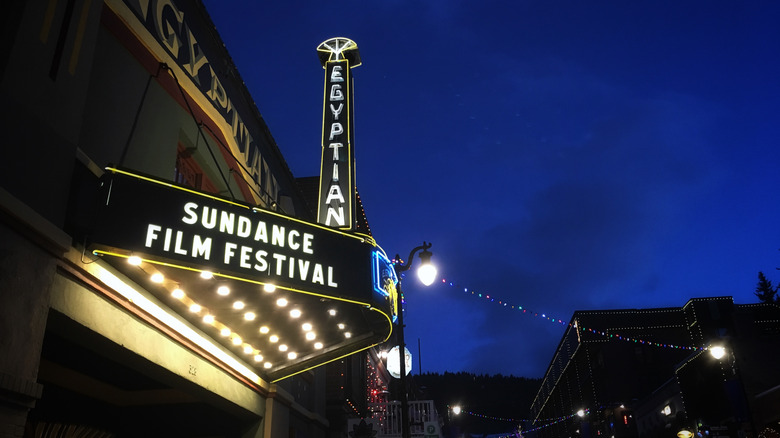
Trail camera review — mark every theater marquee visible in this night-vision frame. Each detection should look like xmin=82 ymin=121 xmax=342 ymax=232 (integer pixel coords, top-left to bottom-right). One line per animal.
xmin=89 ymin=167 xmax=396 ymax=381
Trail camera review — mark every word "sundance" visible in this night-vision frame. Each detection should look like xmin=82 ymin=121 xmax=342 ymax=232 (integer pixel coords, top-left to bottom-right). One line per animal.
xmin=141 ymin=202 xmax=338 ymax=288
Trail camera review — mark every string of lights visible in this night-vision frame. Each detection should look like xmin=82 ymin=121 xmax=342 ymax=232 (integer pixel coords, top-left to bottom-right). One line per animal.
xmin=521 ymin=409 xmax=592 ymax=433
xmin=446 ymin=406 xmax=592 ymax=427
xmin=438 ymin=277 xmax=707 ymax=352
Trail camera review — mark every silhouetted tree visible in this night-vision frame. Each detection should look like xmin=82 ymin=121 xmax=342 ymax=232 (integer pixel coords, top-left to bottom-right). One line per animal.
xmin=755 ymin=271 xmax=779 ymax=303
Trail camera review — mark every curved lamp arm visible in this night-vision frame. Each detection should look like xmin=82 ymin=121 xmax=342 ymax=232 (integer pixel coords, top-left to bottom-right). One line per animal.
xmin=394 ymin=241 xmax=432 ymax=274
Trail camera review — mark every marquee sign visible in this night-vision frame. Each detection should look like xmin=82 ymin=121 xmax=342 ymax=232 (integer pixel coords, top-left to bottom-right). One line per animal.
xmin=316 ymin=38 xmax=360 ymax=230
xmin=88 ymin=167 xmax=396 ymax=381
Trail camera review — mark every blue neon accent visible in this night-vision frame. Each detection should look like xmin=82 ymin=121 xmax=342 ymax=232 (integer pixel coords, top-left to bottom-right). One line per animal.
xmin=372 ymin=250 xmax=398 ymax=297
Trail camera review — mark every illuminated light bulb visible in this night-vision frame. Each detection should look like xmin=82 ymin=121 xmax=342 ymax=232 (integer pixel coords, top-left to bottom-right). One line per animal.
xmin=233 ymin=301 xmax=245 ymax=310
xmin=269 ymin=335 xmax=279 ymax=343
xmin=128 ymin=256 xmax=142 ymax=266
xmin=263 ymin=283 xmax=276 ymax=292
xmin=279 ymin=344 xmax=288 ymax=352
xmin=244 ymin=312 xmax=256 ymax=321
xmin=314 ymin=342 xmax=323 ymax=349
xmin=203 ymin=314 xmax=215 ymax=324
xmin=290 ymin=309 xmax=302 ymax=318
xmin=189 ymin=304 xmax=201 ymax=313
xmin=264 ymin=362 xmax=272 ymax=369
xmin=287 ymin=352 xmax=297 ymax=360
xmin=338 ymin=323 xmax=345 ymax=330
xmin=710 ymin=346 xmax=727 ymax=359
xmin=254 ymin=354 xmax=263 ymax=362
xmin=217 ymin=286 xmax=230 ymax=296
xmin=328 ymin=309 xmax=337 ymax=316
xmin=306 ymin=332 xmax=316 ymax=341
xmin=302 ymin=323 xmax=313 ymax=331
xmin=200 ymin=271 xmax=213 ymax=279
xmin=232 ymin=337 xmax=242 ymax=345
xmin=171 ymin=289 xmax=185 ymax=299
xmin=220 ymin=328 xmax=231 ymax=336
xmin=417 ymin=263 xmax=437 ymax=286
xmin=344 ymin=332 xmax=352 ymax=339
xmin=243 ymin=345 xmax=253 ymax=354
xmin=259 ymin=326 xmax=270 ymax=334
xmin=276 ymin=298 xmax=288 ymax=307
xmin=151 ymin=273 xmax=164 ymax=283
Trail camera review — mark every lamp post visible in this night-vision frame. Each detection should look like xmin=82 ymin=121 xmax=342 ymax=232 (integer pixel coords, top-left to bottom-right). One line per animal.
xmin=708 ymin=342 xmax=756 ymax=438
xmin=393 ymin=242 xmax=436 ymax=438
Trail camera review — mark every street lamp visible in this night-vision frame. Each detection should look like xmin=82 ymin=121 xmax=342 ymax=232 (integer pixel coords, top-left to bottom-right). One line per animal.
xmin=393 ymin=242 xmax=436 ymax=438
xmin=709 ymin=345 xmax=726 ymax=360
xmin=708 ymin=342 xmax=757 ymax=438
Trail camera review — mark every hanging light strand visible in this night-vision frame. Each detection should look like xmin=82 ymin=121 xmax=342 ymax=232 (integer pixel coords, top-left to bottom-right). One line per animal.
xmin=438 ymin=277 xmax=706 ymax=352
xmin=446 ymin=406 xmax=592 ymax=428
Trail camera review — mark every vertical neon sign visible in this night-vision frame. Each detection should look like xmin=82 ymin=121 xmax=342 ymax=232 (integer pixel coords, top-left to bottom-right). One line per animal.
xmin=316 ymin=38 xmax=361 ymax=230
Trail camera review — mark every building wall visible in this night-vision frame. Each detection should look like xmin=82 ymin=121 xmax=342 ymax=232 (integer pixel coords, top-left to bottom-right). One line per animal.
xmin=0 ymin=1 xmax=328 ymax=437
xmin=530 ymin=298 xmax=780 ymax=438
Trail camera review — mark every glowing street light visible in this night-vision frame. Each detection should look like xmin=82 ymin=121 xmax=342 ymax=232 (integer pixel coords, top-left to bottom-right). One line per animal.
xmin=709 ymin=345 xmax=727 ymax=360
xmin=393 ymin=242 xmax=437 ymax=438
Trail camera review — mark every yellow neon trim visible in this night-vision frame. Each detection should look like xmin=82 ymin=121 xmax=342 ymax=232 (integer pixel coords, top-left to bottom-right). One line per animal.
xmin=93 ymin=249 xmax=394 ymax=383
xmin=93 ymin=250 xmax=379 ymax=309
xmin=316 ymin=59 xmax=355 ymax=231
xmin=81 ymin=252 xmax=264 ymax=386
xmin=316 ymin=37 xmax=362 ymax=67
xmin=271 ymin=306 xmax=393 ymax=382
xmin=104 ymin=167 xmax=367 ymax=243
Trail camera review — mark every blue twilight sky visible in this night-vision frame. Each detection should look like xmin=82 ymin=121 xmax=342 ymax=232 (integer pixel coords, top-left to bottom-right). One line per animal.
xmin=200 ymin=1 xmax=780 ymax=378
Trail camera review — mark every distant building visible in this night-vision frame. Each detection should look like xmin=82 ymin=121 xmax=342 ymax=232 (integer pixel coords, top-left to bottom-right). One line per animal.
xmin=529 ymin=297 xmax=780 ymax=438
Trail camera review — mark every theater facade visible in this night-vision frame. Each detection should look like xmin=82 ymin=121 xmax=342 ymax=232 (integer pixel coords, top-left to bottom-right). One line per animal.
xmin=0 ymin=1 xmax=396 ymax=437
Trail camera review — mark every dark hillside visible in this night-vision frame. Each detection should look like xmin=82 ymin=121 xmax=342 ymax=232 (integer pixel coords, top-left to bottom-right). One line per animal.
xmin=412 ymin=372 xmax=542 ymax=436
